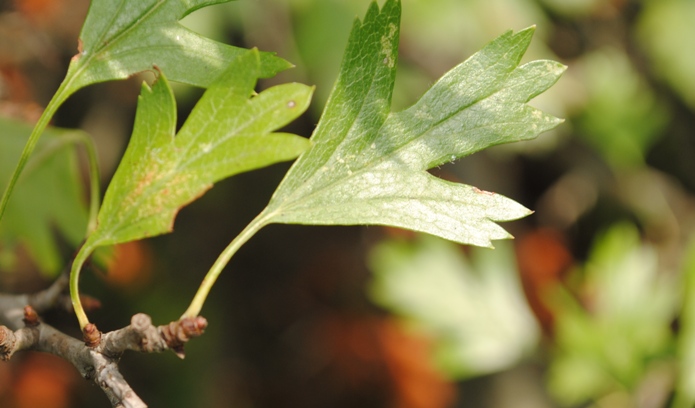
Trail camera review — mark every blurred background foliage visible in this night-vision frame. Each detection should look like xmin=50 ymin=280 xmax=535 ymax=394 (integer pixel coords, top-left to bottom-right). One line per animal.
xmin=1 ymin=0 xmax=695 ymax=407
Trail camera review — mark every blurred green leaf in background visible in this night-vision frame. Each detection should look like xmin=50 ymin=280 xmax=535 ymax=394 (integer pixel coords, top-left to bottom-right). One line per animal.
xmin=576 ymin=49 xmax=669 ymax=170
xmin=0 ymin=118 xmax=88 ymax=275
xmin=638 ymin=0 xmax=695 ymax=111
xmin=548 ymin=223 xmax=679 ymax=407
xmin=369 ymin=236 xmax=540 ymax=379
xmin=675 ymin=235 xmax=695 ymax=408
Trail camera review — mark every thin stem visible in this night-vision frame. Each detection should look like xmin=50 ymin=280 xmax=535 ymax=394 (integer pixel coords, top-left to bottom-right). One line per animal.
xmin=70 ymin=244 xmax=93 ymax=329
xmin=181 ymin=210 xmax=276 ymax=319
xmin=0 ymin=80 xmax=73 ymax=224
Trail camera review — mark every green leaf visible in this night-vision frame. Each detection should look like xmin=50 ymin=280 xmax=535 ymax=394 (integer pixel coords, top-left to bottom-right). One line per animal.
xmin=0 ymin=118 xmax=88 ymax=275
xmin=85 ymin=49 xmax=312 ymax=248
xmin=66 ymin=0 xmax=289 ymax=93
xmin=261 ymin=0 xmax=565 ymax=247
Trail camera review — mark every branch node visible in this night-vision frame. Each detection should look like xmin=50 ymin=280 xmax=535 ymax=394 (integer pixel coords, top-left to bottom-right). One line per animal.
xmin=83 ymin=323 xmax=102 ymax=347
xmin=23 ymin=305 xmax=40 ymax=327
xmin=159 ymin=316 xmax=208 ymax=359
xmin=182 ymin=316 xmax=208 ymax=338
xmin=131 ymin=313 xmax=152 ymax=332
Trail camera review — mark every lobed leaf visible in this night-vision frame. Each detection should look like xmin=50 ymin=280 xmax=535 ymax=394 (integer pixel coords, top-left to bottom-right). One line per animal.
xmin=86 ymin=49 xmax=312 ymax=248
xmin=262 ymin=0 xmax=565 ymax=247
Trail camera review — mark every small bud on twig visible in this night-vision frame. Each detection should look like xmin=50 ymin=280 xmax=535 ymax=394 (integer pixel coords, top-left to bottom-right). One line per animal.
xmin=23 ymin=305 xmax=39 ymax=327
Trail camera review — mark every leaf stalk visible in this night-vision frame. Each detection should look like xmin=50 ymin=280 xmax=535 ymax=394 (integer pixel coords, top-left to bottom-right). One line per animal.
xmin=70 ymin=244 xmax=94 ymax=329
xmin=182 ymin=210 xmax=276 ymax=319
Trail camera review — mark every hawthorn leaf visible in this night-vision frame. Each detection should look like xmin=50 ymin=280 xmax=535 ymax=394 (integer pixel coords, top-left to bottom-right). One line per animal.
xmin=0 ymin=118 xmax=88 ymax=275
xmin=64 ymin=0 xmax=290 ymax=94
xmin=262 ymin=0 xmax=565 ymax=247
xmin=85 ymin=49 xmax=312 ymax=249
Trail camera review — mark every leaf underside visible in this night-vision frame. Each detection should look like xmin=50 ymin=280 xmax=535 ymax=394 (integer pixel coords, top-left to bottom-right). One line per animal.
xmin=263 ymin=0 xmax=565 ymax=247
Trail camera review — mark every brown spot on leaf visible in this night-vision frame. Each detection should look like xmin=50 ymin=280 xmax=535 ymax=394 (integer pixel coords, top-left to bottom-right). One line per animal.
xmin=472 ymin=187 xmax=495 ymax=196
xmin=71 ymin=39 xmax=83 ymax=63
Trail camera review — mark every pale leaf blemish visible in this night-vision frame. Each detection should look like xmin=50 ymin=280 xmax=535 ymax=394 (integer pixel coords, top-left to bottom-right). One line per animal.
xmin=414 ymin=108 xmax=433 ymax=121
xmin=379 ymin=23 xmax=398 ymax=68
xmin=287 ymin=100 xmax=296 ymax=108
xmin=200 ymin=143 xmax=212 ymax=154
xmin=546 ymin=61 xmax=565 ymax=75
